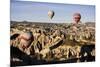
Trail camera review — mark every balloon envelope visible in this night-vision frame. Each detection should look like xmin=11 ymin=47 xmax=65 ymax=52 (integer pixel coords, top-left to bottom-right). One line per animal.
xmin=20 ymin=32 xmax=33 ymax=40
xmin=48 ymin=10 xmax=55 ymax=19
xmin=73 ymin=13 xmax=81 ymax=23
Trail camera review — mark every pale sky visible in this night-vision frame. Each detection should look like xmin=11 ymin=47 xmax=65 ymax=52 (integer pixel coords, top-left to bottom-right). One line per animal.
xmin=11 ymin=0 xmax=95 ymax=23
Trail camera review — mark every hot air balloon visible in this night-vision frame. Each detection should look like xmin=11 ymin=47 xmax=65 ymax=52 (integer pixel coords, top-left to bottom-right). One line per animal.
xmin=19 ymin=31 xmax=33 ymax=50
xmin=73 ymin=13 xmax=81 ymax=24
xmin=48 ymin=10 xmax=55 ymax=19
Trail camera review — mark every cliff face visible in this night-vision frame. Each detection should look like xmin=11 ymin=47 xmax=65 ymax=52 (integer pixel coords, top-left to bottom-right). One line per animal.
xmin=10 ymin=22 xmax=95 ymax=66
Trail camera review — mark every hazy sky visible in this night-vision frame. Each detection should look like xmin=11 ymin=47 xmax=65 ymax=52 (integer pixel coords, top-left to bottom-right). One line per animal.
xmin=11 ymin=0 xmax=95 ymax=23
